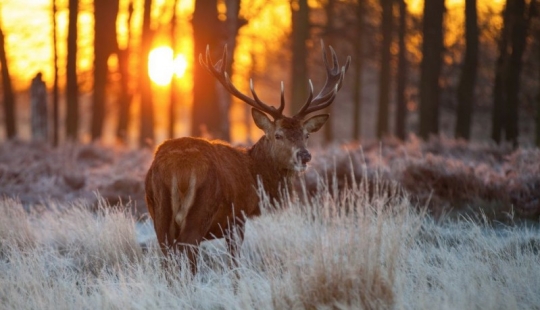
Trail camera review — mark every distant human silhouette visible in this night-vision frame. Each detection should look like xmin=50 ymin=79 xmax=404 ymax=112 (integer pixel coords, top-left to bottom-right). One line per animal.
xmin=31 ymin=72 xmax=48 ymax=142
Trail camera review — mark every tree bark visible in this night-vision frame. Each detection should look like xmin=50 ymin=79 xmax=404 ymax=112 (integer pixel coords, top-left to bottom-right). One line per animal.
xmin=116 ymin=1 xmax=134 ymax=143
xmin=169 ymin=0 xmax=179 ymax=140
xmin=0 ymin=25 xmax=16 ymax=139
xmin=92 ymin=0 xmax=119 ymax=141
xmin=214 ymin=0 xmax=246 ymax=142
xmin=376 ymin=0 xmax=393 ymax=139
xmin=290 ymin=0 xmax=310 ymax=115
xmin=419 ymin=0 xmax=445 ymax=139
xmin=191 ymin=0 xmax=223 ymax=139
xmin=353 ymin=1 xmax=364 ymax=141
xmin=52 ymin=0 xmax=60 ymax=146
xmin=395 ymin=0 xmax=408 ymax=140
xmin=491 ymin=2 xmax=511 ymax=144
xmin=66 ymin=0 xmax=79 ymax=141
xmin=535 ymin=1 xmax=540 ymax=147
xmin=455 ymin=0 xmax=479 ymax=140
xmin=323 ymin=0 xmax=335 ymax=143
xmin=139 ymin=0 xmax=155 ymax=147
xmin=505 ymin=0 xmax=527 ymax=148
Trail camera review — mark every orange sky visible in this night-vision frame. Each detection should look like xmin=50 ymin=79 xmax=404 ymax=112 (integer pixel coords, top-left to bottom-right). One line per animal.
xmin=0 ymin=0 xmax=506 ymax=91
xmin=0 ymin=0 xmax=506 ymax=143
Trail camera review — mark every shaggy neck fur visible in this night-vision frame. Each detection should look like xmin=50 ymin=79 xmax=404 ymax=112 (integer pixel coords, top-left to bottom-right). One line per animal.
xmin=248 ymin=136 xmax=295 ymax=201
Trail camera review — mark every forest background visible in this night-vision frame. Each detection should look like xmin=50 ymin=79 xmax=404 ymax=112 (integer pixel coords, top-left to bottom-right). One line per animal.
xmin=1 ymin=0 xmax=539 ymax=149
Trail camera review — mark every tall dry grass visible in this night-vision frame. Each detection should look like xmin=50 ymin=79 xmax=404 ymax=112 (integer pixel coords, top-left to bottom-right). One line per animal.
xmin=1 ymin=174 xmax=539 ymax=309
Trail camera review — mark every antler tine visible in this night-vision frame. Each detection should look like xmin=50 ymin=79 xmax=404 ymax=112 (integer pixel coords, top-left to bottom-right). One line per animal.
xmin=294 ymin=80 xmax=315 ymax=118
xmin=279 ymin=81 xmax=285 ymax=114
xmin=200 ymin=45 xmax=284 ymax=120
xmin=293 ymin=42 xmax=350 ymax=119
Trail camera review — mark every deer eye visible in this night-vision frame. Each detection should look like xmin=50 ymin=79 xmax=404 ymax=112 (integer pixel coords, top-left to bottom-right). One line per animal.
xmin=275 ymin=133 xmax=283 ymax=140
xmin=305 ymin=133 xmax=310 ymax=139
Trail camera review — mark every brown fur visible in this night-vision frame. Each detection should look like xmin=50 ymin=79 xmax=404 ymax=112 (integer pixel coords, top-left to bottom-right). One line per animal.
xmin=145 ymin=113 xmax=328 ymax=272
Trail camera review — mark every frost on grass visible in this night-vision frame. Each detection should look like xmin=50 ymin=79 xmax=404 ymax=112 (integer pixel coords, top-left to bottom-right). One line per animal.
xmin=304 ymin=136 xmax=540 ymax=222
xmin=1 ymin=137 xmax=539 ymax=221
xmin=1 ymin=175 xmax=540 ymax=309
xmin=0 ymin=140 xmax=152 ymax=216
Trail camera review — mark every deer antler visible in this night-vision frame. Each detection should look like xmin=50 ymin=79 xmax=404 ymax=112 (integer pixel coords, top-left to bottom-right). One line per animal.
xmin=199 ymin=45 xmax=285 ymax=120
xmin=293 ymin=41 xmax=351 ymax=119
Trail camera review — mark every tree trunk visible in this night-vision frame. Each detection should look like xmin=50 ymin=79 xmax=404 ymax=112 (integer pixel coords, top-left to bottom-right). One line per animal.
xmin=213 ymin=0 xmax=245 ymax=142
xmin=455 ymin=0 xmax=479 ymax=140
xmin=505 ymin=0 xmax=527 ymax=148
xmin=139 ymin=0 xmax=155 ymax=147
xmin=353 ymin=1 xmax=364 ymax=141
xmin=66 ymin=0 xmax=79 ymax=141
xmin=536 ymin=1 xmax=540 ymax=147
xmin=419 ymin=0 xmax=445 ymax=139
xmin=116 ymin=1 xmax=134 ymax=143
xmin=323 ymin=0 xmax=335 ymax=143
xmin=290 ymin=0 xmax=310 ymax=115
xmin=52 ymin=0 xmax=59 ymax=147
xmin=0 ymin=26 xmax=16 ymax=139
xmin=92 ymin=0 xmax=119 ymax=141
xmin=395 ymin=0 xmax=407 ymax=140
xmin=169 ymin=0 xmax=179 ymax=139
xmin=52 ymin=0 xmax=60 ymax=146
xmin=376 ymin=0 xmax=393 ymax=139
xmin=537 ymin=86 xmax=540 ymax=147
xmin=191 ymin=0 xmax=223 ymax=139
xmin=491 ymin=2 xmax=511 ymax=144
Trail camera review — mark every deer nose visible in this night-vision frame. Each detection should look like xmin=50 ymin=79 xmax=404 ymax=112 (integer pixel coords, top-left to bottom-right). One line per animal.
xmin=297 ymin=149 xmax=311 ymax=164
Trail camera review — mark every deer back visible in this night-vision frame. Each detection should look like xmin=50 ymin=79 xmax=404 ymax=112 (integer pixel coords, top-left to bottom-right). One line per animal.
xmin=145 ymin=137 xmax=260 ymax=246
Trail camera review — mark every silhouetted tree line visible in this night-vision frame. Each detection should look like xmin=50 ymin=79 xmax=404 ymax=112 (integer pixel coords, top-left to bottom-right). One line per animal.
xmin=1 ymin=0 xmax=540 ymax=147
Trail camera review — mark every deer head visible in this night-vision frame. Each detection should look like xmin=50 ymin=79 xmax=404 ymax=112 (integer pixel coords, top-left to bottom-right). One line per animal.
xmin=200 ymin=42 xmax=351 ymax=172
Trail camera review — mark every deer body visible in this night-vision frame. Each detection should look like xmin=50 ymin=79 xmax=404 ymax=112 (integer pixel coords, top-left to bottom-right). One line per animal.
xmin=145 ymin=43 xmax=350 ymax=272
xmin=145 ymin=136 xmax=291 ymax=247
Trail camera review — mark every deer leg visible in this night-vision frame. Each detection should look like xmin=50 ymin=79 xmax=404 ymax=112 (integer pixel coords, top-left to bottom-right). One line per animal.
xmin=225 ymin=221 xmax=245 ymax=269
xmin=172 ymin=241 xmax=199 ymax=275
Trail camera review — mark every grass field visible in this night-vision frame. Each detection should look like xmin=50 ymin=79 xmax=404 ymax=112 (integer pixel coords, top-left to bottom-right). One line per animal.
xmin=0 ymin=138 xmax=539 ymax=309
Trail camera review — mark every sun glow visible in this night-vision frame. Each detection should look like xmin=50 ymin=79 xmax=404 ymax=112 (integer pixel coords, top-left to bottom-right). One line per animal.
xmin=148 ymin=46 xmax=188 ymax=86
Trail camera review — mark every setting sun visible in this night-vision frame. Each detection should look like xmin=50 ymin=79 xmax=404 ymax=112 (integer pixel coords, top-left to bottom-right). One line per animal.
xmin=148 ymin=46 xmax=188 ymax=86
xmin=173 ymin=54 xmax=188 ymax=79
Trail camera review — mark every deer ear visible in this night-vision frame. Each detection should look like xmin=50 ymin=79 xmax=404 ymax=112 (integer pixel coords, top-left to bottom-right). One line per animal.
xmin=303 ymin=114 xmax=329 ymax=133
xmin=252 ymin=108 xmax=274 ymax=132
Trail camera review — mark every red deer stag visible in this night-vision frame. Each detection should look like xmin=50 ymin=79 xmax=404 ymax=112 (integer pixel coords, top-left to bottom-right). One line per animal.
xmin=145 ymin=43 xmax=350 ymax=272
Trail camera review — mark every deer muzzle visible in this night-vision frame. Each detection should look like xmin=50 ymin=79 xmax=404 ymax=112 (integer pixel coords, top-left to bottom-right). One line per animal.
xmin=297 ymin=149 xmax=312 ymax=165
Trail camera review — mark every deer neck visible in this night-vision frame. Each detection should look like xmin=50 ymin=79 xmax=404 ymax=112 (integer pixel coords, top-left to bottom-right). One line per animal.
xmin=248 ymin=136 xmax=295 ymax=200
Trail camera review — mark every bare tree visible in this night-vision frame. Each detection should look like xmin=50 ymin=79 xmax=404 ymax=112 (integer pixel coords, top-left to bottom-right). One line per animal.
xmin=323 ymin=0 xmax=335 ymax=143
xmin=0 ymin=24 xmax=15 ymax=139
xmin=66 ymin=0 xmax=79 ymax=141
xmin=116 ymin=1 xmax=134 ymax=143
xmin=492 ymin=0 xmax=530 ymax=147
xmin=191 ymin=0 xmax=222 ymax=139
xmin=169 ymin=0 xmax=179 ymax=139
xmin=492 ymin=2 xmax=511 ymax=144
xmin=455 ymin=0 xmax=479 ymax=140
xmin=376 ymin=0 xmax=393 ymax=139
xmin=217 ymin=0 xmax=248 ymax=142
xmin=353 ymin=1 xmax=364 ymax=141
xmin=505 ymin=0 xmax=528 ymax=147
xmin=395 ymin=0 xmax=408 ymax=140
xmin=290 ymin=0 xmax=310 ymax=114
xmin=52 ymin=0 xmax=60 ymax=146
xmin=139 ymin=0 xmax=155 ymax=147
xmin=419 ymin=0 xmax=445 ymax=139
xmin=92 ymin=0 xmax=119 ymax=141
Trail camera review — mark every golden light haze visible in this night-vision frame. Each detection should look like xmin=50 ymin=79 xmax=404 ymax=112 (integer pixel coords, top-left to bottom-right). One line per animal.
xmin=0 ymin=0 xmax=506 ymax=143
xmin=1 ymin=0 xmax=505 ymax=91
